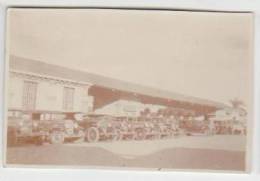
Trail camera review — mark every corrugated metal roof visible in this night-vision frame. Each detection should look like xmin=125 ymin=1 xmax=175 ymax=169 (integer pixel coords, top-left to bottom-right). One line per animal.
xmin=9 ymin=55 xmax=228 ymax=109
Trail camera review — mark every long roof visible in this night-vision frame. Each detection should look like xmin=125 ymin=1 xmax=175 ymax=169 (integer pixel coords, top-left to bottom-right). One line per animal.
xmin=9 ymin=55 xmax=228 ymax=109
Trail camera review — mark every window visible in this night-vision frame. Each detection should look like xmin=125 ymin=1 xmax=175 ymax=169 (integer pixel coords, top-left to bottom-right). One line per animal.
xmin=63 ymin=87 xmax=75 ymax=111
xmin=22 ymin=81 xmax=38 ymax=110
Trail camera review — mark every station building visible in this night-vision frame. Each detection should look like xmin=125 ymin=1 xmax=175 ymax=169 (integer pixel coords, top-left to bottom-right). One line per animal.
xmin=8 ymin=56 xmax=93 ymax=114
xmin=8 ymin=55 xmax=228 ymax=118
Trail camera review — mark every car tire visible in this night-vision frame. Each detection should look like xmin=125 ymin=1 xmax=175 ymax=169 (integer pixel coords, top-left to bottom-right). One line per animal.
xmin=50 ymin=132 xmax=65 ymax=144
xmin=86 ymin=127 xmax=100 ymax=142
xmin=112 ymin=130 xmax=123 ymax=141
xmin=134 ymin=131 xmax=146 ymax=140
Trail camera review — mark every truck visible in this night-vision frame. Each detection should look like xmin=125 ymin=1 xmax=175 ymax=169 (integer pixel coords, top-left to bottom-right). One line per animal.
xmin=7 ymin=110 xmax=85 ymax=145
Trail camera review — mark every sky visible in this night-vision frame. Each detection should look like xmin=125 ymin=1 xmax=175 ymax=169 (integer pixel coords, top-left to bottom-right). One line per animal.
xmin=7 ymin=8 xmax=253 ymax=106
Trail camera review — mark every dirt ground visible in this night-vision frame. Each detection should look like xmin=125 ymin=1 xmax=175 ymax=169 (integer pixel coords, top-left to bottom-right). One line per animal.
xmin=5 ymin=135 xmax=246 ymax=171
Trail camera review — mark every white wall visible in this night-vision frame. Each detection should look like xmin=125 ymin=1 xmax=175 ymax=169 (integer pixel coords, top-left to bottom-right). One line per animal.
xmin=8 ymin=75 xmax=23 ymax=109
xmin=74 ymin=87 xmax=93 ymax=113
xmin=36 ymin=81 xmax=63 ymax=111
xmin=8 ymin=72 xmax=92 ymax=113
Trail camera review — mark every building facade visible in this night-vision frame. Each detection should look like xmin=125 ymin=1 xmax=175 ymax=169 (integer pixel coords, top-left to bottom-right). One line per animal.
xmin=8 ymin=70 xmax=94 ymax=113
xmin=8 ymin=55 xmax=228 ymax=119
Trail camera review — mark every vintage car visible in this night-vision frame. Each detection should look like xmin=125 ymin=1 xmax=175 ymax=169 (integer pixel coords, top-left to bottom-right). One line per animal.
xmin=111 ymin=117 xmax=181 ymax=141
xmin=114 ymin=117 xmax=137 ymax=140
xmin=133 ymin=118 xmax=161 ymax=140
xmin=7 ymin=110 xmax=85 ymax=145
xmin=115 ymin=117 xmax=181 ymax=141
xmin=231 ymin=121 xmax=246 ymax=135
xmin=139 ymin=117 xmax=181 ymax=140
xmin=130 ymin=120 xmax=149 ymax=140
xmin=118 ymin=118 xmax=161 ymax=141
xmin=33 ymin=112 xmax=85 ymax=144
xmin=213 ymin=121 xmax=232 ymax=135
xmin=183 ymin=119 xmax=211 ymax=136
xmin=154 ymin=119 xmax=172 ymax=138
xmin=7 ymin=109 xmax=47 ymax=146
xmin=142 ymin=120 xmax=161 ymax=139
xmin=79 ymin=114 xmax=121 ymax=142
xmin=78 ymin=114 xmax=183 ymax=143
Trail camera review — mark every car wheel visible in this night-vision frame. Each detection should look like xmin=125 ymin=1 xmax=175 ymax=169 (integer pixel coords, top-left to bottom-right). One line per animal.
xmin=50 ymin=132 xmax=65 ymax=144
xmin=86 ymin=127 xmax=100 ymax=142
xmin=112 ymin=130 xmax=123 ymax=141
xmin=134 ymin=131 xmax=146 ymax=140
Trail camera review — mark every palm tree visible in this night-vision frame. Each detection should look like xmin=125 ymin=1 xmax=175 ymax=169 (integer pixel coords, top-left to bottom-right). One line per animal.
xmin=229 ymin=98 xmax=245 ymax=109
xmin=228 ymin=98 xmax=247 ymax=123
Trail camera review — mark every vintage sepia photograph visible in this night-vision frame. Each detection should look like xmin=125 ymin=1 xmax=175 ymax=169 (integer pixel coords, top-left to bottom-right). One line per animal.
xmin=4 ymin=8 xmax=253 ymax=172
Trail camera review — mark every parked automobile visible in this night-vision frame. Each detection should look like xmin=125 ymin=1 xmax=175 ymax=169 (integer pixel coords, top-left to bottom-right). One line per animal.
xmin=79 ymin=114 xmax=121 ymax=142
xmin=213 ymin=121 xmax=232 ymax=135
xmin=7 ymin=109 xmax=47 ymax=146
xmin=114 ymin=117 xmax=181 ymax=141
xmin=116 ymin=118 xmax=162 ymax=141
xmin=130 ymin=120 xmax=151 ymax=140
xmin=231 ymin=121 xmax=246 ymax=135
xmin=115 ymin=117 xmax=137 ymax=140
xmin=34 ymin=112 xmax=85 ymax=144
xmin=183 ymin=119 xmax=211 ymax=136
xmin=7 ymin=110 xmax=85 ymax=145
